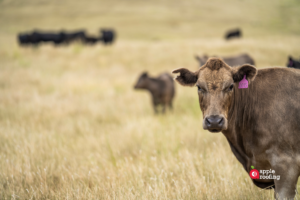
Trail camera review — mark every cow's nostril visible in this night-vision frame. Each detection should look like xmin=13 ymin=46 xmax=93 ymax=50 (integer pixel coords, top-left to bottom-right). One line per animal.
xmin=218 ymin=117 xmax=224 ymax=125
xmin=205 ymin=118 xmax=211 ymax=125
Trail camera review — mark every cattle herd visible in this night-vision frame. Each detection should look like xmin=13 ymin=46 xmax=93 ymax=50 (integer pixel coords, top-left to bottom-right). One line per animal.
xmin=17 ymin=27 xmax=239 ymax=46
xmin=15 ymin=25 xmax=300 ymax=199
xmin=17 ymin=29 xmax=116 ymax=46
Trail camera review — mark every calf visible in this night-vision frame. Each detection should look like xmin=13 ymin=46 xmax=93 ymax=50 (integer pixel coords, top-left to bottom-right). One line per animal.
xmin=287 ymin=56 xmax=300 ymax=69
xmin=173 ymin=58 xmax=300 ymax=199
xmin=134 ymin=72 xmax=175 ymax=114
xmin=195 ymin=53 xmax=255 ymax=67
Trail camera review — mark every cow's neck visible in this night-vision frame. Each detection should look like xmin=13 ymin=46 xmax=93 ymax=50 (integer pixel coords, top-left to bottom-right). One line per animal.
xmin=221 ymin=85 xmax=256 ymax=172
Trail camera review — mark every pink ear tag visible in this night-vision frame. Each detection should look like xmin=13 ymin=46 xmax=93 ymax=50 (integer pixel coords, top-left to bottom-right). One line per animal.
xmin=238 ymin=75 xmax=248 ymax=89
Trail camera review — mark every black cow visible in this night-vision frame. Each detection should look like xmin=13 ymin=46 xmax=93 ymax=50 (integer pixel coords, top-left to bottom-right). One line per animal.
xmin=100 ymin=29 xmax=115 ymax=45
xmin=225 ymin=28 xmax=242 ymax=40
xmin=287 ymin=56 xmax=300 ymax=69
xmin=18 ymin=33 xmax=31 ymax=46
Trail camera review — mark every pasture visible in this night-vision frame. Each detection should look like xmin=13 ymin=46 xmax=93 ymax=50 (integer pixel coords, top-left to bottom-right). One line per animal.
xmin=1 ymin=0 xmax=300 ymax=199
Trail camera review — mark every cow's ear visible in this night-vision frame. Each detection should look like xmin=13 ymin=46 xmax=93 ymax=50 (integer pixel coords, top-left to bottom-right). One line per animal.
xmin=172 ymin=68 xmax=199 ymax=86
xmin=232 ymin=64 xmax=257 ymax=83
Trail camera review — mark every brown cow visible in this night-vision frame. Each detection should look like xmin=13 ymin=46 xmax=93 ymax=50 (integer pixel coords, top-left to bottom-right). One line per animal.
xmin=173 ymin=58 xmax=300 ymax=199
xmin=195 ymin=53 xmax=255 ymax=67
xmin=134 ymin=72 xmax=175 ymax=114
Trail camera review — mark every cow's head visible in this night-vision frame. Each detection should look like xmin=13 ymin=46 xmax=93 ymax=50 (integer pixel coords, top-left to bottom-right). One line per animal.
xmin=287 ymin=56 xmax=295 ymax=67
xmin=134 ymin=72 xmax=148 ymax=89
xmin=173 ymin=58 xmax=257 ymax=133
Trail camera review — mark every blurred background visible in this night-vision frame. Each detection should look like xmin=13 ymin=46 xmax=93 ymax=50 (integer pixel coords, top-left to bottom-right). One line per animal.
xmin=0 ymin=0 xmax=300 ymax=199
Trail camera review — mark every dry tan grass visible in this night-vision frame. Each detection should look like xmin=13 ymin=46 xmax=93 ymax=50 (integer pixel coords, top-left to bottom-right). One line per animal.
xmin=1 ymin=0 xmax=300 ymax=199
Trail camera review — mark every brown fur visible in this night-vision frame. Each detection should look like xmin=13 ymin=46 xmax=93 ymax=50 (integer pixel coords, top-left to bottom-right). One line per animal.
xmin=134 ymin=72 xmax=175 ymax=114
xmin=173 ymin=58 xmax=300 ymax=199
xmin=203 ymin=58 xmax=232 ymax=71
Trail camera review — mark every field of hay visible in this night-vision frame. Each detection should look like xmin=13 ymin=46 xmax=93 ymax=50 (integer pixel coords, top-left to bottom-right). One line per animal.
xmin=1 ymin=0 xmax=300 ymax=199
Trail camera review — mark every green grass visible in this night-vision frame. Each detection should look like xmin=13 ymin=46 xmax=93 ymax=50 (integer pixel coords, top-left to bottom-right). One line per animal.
xmin=0 ymin=0 xmax=300 ymax=199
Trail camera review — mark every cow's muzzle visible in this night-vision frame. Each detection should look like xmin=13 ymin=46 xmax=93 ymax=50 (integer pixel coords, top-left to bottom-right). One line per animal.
xmin=203 ymin=115 xmax=225 ymax=132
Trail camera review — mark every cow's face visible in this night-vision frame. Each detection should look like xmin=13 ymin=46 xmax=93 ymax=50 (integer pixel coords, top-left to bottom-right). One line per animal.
xmin=173 ymin=58 xmax=257 ymax=133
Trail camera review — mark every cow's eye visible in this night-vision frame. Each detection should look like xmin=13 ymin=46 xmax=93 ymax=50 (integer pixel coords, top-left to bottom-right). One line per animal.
xmin=229 ymin=84 xmax=234 ymax=91
xmin=197 ymin=86 xmax=202 ymax=92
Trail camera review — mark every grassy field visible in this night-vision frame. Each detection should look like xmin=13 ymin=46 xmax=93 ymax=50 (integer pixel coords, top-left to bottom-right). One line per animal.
xmin=1 ymin=0 xmax=300 ymax=199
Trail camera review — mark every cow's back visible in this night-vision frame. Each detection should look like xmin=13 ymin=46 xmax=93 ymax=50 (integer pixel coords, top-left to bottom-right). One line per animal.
xmin=223 ymin=54 xmax=255 ymax=66
xmin=254 ymin=68 xmax=300 ymax=132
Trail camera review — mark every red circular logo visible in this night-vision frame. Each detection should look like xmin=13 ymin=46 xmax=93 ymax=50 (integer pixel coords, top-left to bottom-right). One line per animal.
xmin=249 ymin=169 xmax=259 ymax=179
